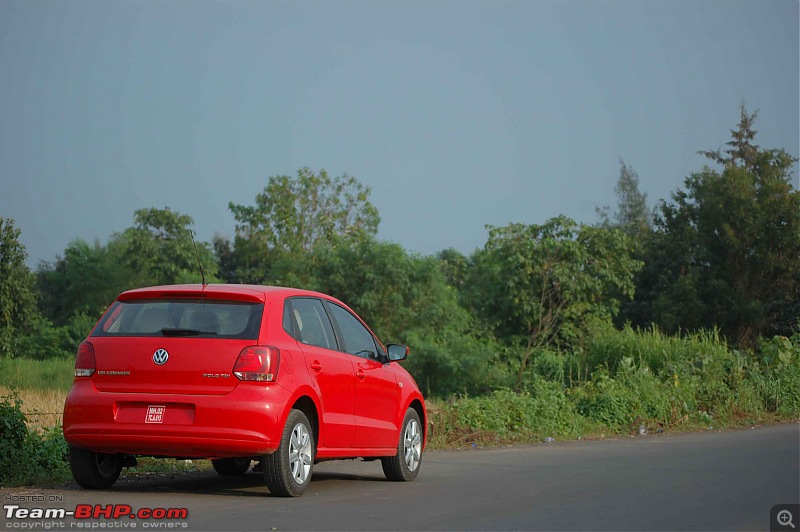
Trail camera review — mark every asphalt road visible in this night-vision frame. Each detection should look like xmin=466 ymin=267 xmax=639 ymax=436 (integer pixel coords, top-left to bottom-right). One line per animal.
xmin=2 ymin=423 xmax=798 ymax=531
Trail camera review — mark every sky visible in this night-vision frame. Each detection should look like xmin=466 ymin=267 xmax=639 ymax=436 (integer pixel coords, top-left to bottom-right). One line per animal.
xmin=1 ymin=0 xmax=798 ymax=268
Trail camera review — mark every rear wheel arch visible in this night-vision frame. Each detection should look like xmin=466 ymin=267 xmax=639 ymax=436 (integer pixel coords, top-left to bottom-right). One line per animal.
xmin=289 ymin=395 xmax=319 ymax=455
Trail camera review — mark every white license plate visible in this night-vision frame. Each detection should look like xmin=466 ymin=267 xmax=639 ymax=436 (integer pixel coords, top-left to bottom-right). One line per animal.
xmin=145 ymin=405 xmax=166 ymax=424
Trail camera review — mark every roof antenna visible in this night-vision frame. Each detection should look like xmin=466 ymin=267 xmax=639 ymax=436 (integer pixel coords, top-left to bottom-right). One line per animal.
xmin=190 ymin=230 xmax=207 ymax=286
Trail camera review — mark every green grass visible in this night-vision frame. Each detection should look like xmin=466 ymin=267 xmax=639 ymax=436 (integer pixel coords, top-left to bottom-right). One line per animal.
xmin=0 ymin=358 xmax=74 ymax=392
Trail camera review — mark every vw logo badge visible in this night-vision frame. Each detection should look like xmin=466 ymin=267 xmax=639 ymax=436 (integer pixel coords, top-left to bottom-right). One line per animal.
xmin=153 ymin=349 xmax=169 ymax=365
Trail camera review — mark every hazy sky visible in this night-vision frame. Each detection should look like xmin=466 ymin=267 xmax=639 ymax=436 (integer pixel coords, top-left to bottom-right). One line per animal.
xmin=1 ymin=0 xmax=798 ymax=267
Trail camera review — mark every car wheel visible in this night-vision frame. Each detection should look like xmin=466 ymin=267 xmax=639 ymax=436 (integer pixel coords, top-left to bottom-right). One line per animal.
xmin=69 ymin=446 xmax=123 ymax=489
xmin=263 ymin=409 xmax=314 ymax=497
xmin=211 ymin=457 xmax=252 ymax=476
xmin=382 ymin=408 xmax=423 ymax=481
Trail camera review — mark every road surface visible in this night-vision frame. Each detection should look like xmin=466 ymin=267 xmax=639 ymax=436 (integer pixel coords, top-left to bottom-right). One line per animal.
xmin=2 ymin=423 xmax=798 ymax=531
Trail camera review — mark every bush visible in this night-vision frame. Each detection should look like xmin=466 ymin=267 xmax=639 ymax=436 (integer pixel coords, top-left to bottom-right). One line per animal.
xmin=14 ymin=312 xmax=97 ymax=360
xmin=752 ymin=335 xmax=800 ymax=416
xmin=0 ymin=391 xmax=70 ymax=486
xmin=0 ymin=392 xmax=27 ymax=484
xmin=430 ymin=385 xmax=590 ymax=445
xmin=402 ymin=332 xmax=512 ymax=397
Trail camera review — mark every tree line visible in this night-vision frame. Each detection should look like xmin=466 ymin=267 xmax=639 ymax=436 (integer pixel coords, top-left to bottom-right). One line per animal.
xmin=1 ymin=105 xmax=798 ymax=397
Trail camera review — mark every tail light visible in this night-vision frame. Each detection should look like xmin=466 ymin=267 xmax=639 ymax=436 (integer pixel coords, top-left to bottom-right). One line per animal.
xmin=75 ymin=342 xmax=96 ymax=377
xmin=233 ymin=346 xmax=280 ymax=382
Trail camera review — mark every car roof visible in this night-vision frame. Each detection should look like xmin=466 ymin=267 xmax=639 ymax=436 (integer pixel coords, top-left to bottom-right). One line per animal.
xmin=117 ymin=284 xmax=336 ymax=304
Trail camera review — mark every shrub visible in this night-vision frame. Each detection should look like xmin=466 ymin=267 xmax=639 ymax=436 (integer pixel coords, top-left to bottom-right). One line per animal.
xmin=752 ymin=335 xmax=800 ymax=416
xmin=572 ymin=365 xmax=689 ymax=431
xmin=15 ymin=312 xmax=97 ymax=360
xmin=430 ymin=385 xmax=590 ymax=445
xmin=0 ymin=391 xmax=70 ymax=486
xmin=402 ymin=332 xmax=512 ymax=397
xmin=0 ymin=392 xmax=27 ymax=484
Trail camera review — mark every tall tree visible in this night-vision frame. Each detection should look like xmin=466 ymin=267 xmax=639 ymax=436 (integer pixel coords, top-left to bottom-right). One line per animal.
xmin=0 ymin=218 xmax=38 ymax=357
xmin=310 ymin=236 xmax=469 ymax=342
xmin=226 ymin=168 xmax=380 ymax=284
xmin=36 ymin=236 xmax=139 ymax=325
xmin=466 ymin=216 xmax=642 ymax=349
xmin=597 ymin=159 xmax=652 ymax=240
xmin=699 ymin=103 xmax=760 ymax=171
xmin=633 ymin=106 xmax=799 ymax=345
xmin=122 ymin=207 xmax=218 ymax=286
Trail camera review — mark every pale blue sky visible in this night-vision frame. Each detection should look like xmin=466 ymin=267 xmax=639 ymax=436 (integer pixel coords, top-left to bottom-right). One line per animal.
xmin=1 ymin=0 xmax=797 ymax=267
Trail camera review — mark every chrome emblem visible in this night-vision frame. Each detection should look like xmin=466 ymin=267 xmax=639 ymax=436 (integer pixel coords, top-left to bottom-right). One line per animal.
xmin=153 ymin=349 xmax=169 ymax=365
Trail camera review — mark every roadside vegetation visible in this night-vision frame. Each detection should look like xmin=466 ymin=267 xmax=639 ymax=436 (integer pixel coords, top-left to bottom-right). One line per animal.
xmin=1 ymin=106 xmax=798 ymax=487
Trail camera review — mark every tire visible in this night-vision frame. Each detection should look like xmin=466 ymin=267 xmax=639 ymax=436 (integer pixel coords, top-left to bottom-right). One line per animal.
xmin=211 ymin=457 xmax=251 ymax=476
xmin=382 ymin=408 xmax=423 ymax=481
xmin=69 ymin=446 xmax=123 ymax=489
xmin=263 ymin=409 xmax=314 ymax=497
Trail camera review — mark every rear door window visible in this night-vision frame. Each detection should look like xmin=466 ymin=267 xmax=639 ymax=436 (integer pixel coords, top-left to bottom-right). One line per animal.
xmin=284 ymin=298 xmax=338 ymax=350
xmin=93 ymin=299 xmax=263 ymax=340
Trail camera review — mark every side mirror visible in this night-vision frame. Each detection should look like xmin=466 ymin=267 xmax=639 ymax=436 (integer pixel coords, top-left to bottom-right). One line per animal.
xmin=386 ymin=344 xmax=409 ymax=362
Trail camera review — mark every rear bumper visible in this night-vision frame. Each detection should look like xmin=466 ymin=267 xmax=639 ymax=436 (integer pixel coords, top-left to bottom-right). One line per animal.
xmin=63 ymin=379 xmax=290 ymax=459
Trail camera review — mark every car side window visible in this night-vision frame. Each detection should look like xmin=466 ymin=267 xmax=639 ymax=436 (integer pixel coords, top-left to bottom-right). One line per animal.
xmin=284 ymin=298 xmax=337 ymax=350
xmin=325 ymin=302 xmax=378 ymax=359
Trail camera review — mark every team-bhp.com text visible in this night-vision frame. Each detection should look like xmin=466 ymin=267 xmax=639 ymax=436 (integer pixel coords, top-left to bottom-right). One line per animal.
xmin=4 ymin=504 xmax=189 ymax=529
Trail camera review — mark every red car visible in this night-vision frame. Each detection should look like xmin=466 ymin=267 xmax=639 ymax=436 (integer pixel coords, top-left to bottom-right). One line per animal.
xmin=62 ymin=284 xmax=427 ymax=496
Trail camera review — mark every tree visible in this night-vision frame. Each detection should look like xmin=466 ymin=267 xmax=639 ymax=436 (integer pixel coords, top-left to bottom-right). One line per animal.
xmin=437 ymin=248 xmax=470 ymax=294
xmin=699 ymin=103 xmax=760 ymax=171
xmin=309 ymin=236 xmax=502 ymax=397
xmin=36 ymin=236 xmax=139 ymax=326
xmin=466 ymin=216 xmax=642 ymax=352
xmin=596 ymin=159 xmax=652 ymax=240
xmin=122 ymin=207 xmax=218 ymax=286
xmin=0 ymin=218 xmax=38 ymax=357
xmin=633 ymin=106 xmax=800 ymax=345
xmin=226 ymin=168 xmax=380 ymax=284
xmin=310 ymin=237 xmax=469 ymax=342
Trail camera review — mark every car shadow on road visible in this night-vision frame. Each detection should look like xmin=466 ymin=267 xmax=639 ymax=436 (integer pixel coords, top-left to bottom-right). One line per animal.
xmin=107 ymin=468 xmax=388 ymax=498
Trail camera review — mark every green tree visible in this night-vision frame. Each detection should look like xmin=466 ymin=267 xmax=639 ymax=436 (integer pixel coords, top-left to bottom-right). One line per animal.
xmin=699 ymin=103 xmax=760 ymax=170
xmin=311 ymin=237 xmax=469 ymax=342
xmin=465 ymin=216 xmax=642 ymax=382
xmin=309 ymin=236 xmax=503 ymax=396
xmin=635 ymin=106 xmax=800 ymax=345
xmin=36 ymin=236 xmax=138 ymax=326
xmin=597 ymin=159 xmax=652 ymax=240
xmin=122 ymin=207 xmax=218 ymax=286
xmin=226 ymin=168 xmax=380 ymax=284
xmin=437 ymin=248 xmax=470 ymax=294
xmin=0 ymin=218 xmax=38 ymax=358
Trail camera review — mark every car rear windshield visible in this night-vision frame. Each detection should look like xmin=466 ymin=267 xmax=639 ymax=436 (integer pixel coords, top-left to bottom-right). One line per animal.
xmin=92 ymin=299 xmax=264 ymax=340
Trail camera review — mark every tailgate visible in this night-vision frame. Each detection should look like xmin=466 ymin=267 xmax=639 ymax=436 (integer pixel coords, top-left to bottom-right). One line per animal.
xmin=88 ymin=297 xmax=264 ymax=395
xmin=90 ymin=336 xmax=252 ymax=395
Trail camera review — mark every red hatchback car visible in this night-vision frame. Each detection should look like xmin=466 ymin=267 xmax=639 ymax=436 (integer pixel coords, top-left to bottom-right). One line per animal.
xmin=62 ymin=284 xmax=427 ymax=496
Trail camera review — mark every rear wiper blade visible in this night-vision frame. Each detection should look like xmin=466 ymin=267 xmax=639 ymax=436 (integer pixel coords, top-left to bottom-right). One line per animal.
xmin=160 ymin=328 xmax=218 ymax=337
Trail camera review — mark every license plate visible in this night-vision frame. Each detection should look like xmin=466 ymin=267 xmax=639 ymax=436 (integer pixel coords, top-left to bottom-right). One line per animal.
xmin=145 ymin=405 xmax=166 ymax=424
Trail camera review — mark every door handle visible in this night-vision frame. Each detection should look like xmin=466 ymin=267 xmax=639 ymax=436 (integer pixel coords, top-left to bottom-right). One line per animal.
xmin=310 ymin=361 xmax=322 ymax=372
xmin=356 ymin=368 xmax=365 ymax=380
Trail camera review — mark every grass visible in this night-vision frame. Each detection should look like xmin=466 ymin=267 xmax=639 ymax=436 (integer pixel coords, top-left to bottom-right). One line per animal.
xmin=3 ymin=337 xmax=798 ymax=466
xmin=0 ymin=385 xmax=66 ymax=432
xmin=0 ymin=357 xmax=73 ymax=392
xmin=0 ymin=358 xmax=73 ymax=433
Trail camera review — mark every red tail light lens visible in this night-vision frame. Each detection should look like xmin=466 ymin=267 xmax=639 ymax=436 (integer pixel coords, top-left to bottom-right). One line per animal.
xmin=233 ymin=346 xmax=280 ymax=382
xmin=75 ymin=342 xmax=96 ymax=377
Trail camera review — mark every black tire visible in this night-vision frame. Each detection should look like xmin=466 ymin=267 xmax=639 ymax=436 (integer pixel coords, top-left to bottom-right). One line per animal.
xmin=69 ymin=446 xmax=123 ymax=489
xmin=382 ymin=408 xmax=423 ymax=482
xmin=211 ymin=457 xmax=251 ymax=476
xmin=263 ymin=409 xmax=315 ymax=497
